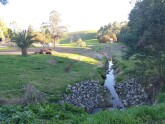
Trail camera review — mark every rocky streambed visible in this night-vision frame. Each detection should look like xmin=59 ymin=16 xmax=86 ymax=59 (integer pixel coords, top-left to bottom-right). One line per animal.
xmin=59 ymin=80 xmax=112 ymax=113
xmin=115 ymin=79 xmax=155 ymax=107
xmin=59 ymin=61 xmax=156 ymax=113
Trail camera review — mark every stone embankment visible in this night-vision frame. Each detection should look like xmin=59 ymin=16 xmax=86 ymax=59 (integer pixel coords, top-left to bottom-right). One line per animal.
xmin=115 ymin=79 xmax=155 ymax=107
xmin=59 ymin=80 xmax=112 ymax=112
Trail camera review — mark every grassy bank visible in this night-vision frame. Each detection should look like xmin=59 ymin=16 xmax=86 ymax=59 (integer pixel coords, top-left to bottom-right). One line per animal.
xmin=1 ymin=103 xmax=165 ymax=124
xmin=0 ymin=53 xmax=101 ymax=98
xmin=61 ymin=30 xmax=97 ymax=43
xmin=84 ymin=103 xmax=165 ymax=124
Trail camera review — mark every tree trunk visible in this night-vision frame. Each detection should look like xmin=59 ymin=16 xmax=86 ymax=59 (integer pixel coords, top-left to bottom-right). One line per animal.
xmin=21 ymin=48 xmax=27 ymax=56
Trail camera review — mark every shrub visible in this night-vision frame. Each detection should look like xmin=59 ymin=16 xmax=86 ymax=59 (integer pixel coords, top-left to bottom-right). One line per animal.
xmin=99 ymin=35 xmax=110 ymax=43
xmin=77 ymin=38 xmax=86 ymax=47
xmin=157 ymin=93 xmax=165 ymax=103
xmin=23 ymin=84 xmax=46 ymax=104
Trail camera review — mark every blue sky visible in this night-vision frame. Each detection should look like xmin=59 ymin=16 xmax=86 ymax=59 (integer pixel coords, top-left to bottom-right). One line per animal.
xmin=0 ymin=0 xmax=134 ymax=32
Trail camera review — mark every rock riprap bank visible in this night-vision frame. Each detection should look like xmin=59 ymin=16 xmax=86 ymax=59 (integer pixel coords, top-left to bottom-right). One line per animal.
xmin=115 ymin=79 xmax=155 ymax=107
xmin=59 ymin=80 xmax=112 ymax=112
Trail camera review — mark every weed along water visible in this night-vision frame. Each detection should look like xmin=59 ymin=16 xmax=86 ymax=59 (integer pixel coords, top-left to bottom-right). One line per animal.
xmin=104 ymin=60 xmax=124 ymax=109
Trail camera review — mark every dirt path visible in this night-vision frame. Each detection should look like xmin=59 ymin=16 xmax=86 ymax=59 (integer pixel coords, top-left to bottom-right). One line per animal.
xmin=0 ymin=45 xmax=115 ymax=60
xmin=0 ymin=47 xmax=93 ymax=55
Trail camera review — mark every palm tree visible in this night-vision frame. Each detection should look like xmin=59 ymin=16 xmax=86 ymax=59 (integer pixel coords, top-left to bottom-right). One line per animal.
xmin=12 ymin=30 xmax=39 ymax=56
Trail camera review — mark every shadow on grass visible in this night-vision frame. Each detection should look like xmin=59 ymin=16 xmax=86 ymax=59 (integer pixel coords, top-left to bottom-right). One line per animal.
xmin=0 ymin=53 xmax=103 ymax=99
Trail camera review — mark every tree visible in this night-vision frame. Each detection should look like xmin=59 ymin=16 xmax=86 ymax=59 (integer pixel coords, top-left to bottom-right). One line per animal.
xmin=40 ymin=22 xmax=53 ymax=43
xmin=12 ymin=30 xmax=39 ymax=56
xmin=123 ymin=0 xmax=165 ymax=85
xmin=49 ymin=10 xmax=67 ymax=47
xmin=97 ymin=22 xmax=121 ymax=42
xmin=0 ymin=19 xmax=9 ymax=41
xmin=118 ymin=22 xmax=137 ymax=57
xmin=10 ymin=21 xmax=21 ymax=33
xmin=40 ymin=22 xmax=50 ymax=34
xmin=33 ymin=32 xmax=49 ymax=43
xmin=27 ymin=25 xmax=34 ymax=33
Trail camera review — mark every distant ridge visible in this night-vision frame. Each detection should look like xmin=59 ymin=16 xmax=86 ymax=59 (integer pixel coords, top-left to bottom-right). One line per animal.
xmin=70 ymin=30 xmax=97 ymax=34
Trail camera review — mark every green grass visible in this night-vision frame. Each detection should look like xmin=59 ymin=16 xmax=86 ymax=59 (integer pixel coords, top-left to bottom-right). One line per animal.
xmin=0 ymin=40 xmax=128 ymax=99
xmin=82 ymin=103 xmax=165 ymax=124
xmin=60 ymin=39 xmax=99 ymax=48
xmin=157 ymin=93 xmax=165 ymax=103
xmin=60 ymin=30 xmax=97 ymax=43
xmin=0 ymin=54 xmax=101 ymax=98
xmin=1 ymin=39 xmax=124 ymax=99
xmin=1 ymin=103 xmax=165 ymax=124
xmin=0 ymin=47 xmax=14 ymax=50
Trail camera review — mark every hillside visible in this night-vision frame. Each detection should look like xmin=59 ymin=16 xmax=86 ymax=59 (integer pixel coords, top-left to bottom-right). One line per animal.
xmin=61 ymin=30 xmax=97 ymax=43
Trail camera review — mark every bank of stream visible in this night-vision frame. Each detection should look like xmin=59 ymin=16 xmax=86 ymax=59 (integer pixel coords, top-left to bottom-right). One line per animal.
xmin=59 ymin=57 xmax=155 ymax=113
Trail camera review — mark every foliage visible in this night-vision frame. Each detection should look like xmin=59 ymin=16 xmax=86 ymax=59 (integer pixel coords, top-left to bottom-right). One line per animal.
xmin=77 ymin=38 xmax=86 ymax=47
xmin=0 ymin=19 xmax=9 ymax=39
xmin=98 ymin=35 xmax=110 ymax=43
xmin=119 ymin=0 xmax=165 ymax=85
xmin=10 ymin=21 xmax=21 ymax=33
xmin=49 ymin=10 xmax=67 ymax=46
xmin=157 ymin=93 xmax=165 ymax=103
xmin=97 ymin=22 xmax=121 ymax=42
xmin=11 ymin=30 xmax=39 ymax=56
xmin=83 ymin=104 xmax=165 ymax=124
xmin=49 ymin=10 xmax=61 ymax=35
xmin=40 ymin=22 xmax=53 ymax=43
xmin=1 ymin=103 xmax=165 ymax=123
xmin=0 ymin=103 xmax=87 ymax=124
xmin=33 ymin=32 xmax=49 ymax=43
xmin=27 ymin=25 xmax=34 ymax=33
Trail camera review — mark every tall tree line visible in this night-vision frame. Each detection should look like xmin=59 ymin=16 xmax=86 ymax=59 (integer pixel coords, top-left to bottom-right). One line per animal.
xmin=119 ymin=0 xmax=165 ymax=86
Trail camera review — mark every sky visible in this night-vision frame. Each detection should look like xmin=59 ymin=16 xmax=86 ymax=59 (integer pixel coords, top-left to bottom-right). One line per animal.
xmin=0 ymin=0 xmax=134 ymax=32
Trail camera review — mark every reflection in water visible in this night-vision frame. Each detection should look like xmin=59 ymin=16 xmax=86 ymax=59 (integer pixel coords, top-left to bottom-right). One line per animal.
xmin=104 ymin=60 xmax=124 ymax=109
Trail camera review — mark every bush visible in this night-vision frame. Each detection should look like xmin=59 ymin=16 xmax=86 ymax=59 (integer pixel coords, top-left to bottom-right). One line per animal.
xmin=77 ymin=38 xmax=86 ymax=47
xmin=0 ymin=103 xmax=87 ymax=123
xmin=157 ymin=93 xmax=165 ymax=103
xmin=99 ymin=35 xmax=110 ymax=43
xmin=23 ymin=84 xmax=46 ymax=104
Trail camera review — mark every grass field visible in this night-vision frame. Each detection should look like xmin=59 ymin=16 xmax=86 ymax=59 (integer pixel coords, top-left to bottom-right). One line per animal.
xmin=0 ymin=38 xmax=126 ymax=97
xmin=0 ymin=53 xmax=102 ymax=98
xmin=0 ymin=37 xmax=131 ymax=101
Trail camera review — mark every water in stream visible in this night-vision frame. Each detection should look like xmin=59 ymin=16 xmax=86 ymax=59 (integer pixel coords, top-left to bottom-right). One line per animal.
xmin=104 ymin=60 xmax=124 ymax=109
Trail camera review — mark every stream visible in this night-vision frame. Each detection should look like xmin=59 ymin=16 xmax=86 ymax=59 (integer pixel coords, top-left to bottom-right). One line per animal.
xmin=92 ymin=60 xmax=124 ymax=113
xmin=104 ymin=60 xmax=124 ymax=109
